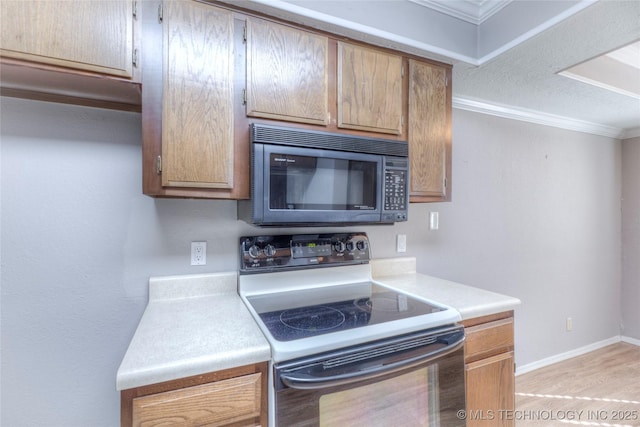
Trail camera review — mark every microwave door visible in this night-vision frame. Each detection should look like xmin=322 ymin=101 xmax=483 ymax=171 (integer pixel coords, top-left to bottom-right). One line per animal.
xmin=262 ymin=145 xmax=383 ymax=225
xmin=274 ymin=158 xmax=362 ymax=210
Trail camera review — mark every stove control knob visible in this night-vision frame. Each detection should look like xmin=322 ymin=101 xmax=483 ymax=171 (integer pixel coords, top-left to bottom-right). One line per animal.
xmin=248 ymin=245 xmax=261 ymax=258
xmin=346 ymin=241 xmax=355 ymax=252
xmin=264 ymin=244 xmax=276 ymax=257
xmin=334 ymin=241 xmax=346 ymax=253
xmin=356 ymin=240 xmax=368 ymax=251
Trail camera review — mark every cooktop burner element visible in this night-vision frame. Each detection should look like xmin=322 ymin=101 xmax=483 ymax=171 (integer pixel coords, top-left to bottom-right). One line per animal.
xmin=280 ymin=306 xmax=346 ymax=333
xmin=237 ymin=232 xmax=462 ymax=362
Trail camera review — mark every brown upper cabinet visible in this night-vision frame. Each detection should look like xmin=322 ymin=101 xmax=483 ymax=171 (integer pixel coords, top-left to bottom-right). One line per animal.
xmin=161 ymin=0 xmax=234 ymax=190
xmin=337 ymin=42 xmax=404 ymax=136
xmin=245 ymin=17 xmax=329 ymax=126
xmin=0 ymin=0 xmax=140 ymax=111
xmin=0 ymin=0 xmax=135 ymax=78
xmin=141 ymin=0 xmax=247 ymax=199
xmin=408 ymin=59 xmax=452 ymax=202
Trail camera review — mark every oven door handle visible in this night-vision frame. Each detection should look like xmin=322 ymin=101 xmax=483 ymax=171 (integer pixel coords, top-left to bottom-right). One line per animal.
xmin=278 ymin=333 xmax=464 ymax=390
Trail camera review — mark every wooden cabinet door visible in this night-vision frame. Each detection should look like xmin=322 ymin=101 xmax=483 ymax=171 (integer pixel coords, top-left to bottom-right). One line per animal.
xmin=465 ymin=351 xmax=515 ymax=427
xmin=161 ymin=1 xmax=234 ymax=189
xmin=337 ymin=42 xmax=404 ymax=135
xmin=132 ymin=373 xmax=262 ymax=427
xmin=0 ymin=0 xmax=134 ymax=78
xmin=246 ymin=17 xmax=329 ymax=126
xmin=408 ymin=59 xmax=451 ymax=201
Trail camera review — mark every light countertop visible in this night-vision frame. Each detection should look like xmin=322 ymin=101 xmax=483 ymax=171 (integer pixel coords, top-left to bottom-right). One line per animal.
xmin=117 ymin=259 xmax=519 ymax=390
xmin=371 ymin=257 xmax=521 ymax=320
xmin=116 ymin=272 xmax=270 ymax=391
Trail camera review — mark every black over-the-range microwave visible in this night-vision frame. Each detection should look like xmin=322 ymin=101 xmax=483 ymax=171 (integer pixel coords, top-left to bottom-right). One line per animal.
xmin=238 ymin=124 xmax=409 ymax=227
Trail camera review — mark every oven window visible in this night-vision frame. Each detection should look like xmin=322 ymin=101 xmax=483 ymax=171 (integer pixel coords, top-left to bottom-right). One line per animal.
xmin=319 ymin=366 xmax=439 ymax=426
xmin=269 ymin=153 xmax=377 ymax=210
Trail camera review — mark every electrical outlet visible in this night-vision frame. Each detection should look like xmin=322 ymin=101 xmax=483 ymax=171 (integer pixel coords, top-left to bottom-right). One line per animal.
xmin=191 ymin=241 xmax=207 ymax=266
xmin=429 ymin=212 xmax=439 ymax=230
xmin=397 ymin=234 xmax=407 ymax=253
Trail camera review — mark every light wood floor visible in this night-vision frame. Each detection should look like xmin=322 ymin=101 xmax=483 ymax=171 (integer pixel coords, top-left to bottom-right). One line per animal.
xmin=515 ymin=343 xmax=640 ymax=427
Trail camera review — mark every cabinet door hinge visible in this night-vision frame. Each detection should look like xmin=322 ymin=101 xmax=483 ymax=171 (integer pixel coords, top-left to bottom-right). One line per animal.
xmin=444 ymin=177 xmax=448 ymax=188
xmin=158 ymin=3 xmax=163 ymax=23
xmin=401 ymin=65 xmax=405 ymax=78
xmin=242 ymin=88 xmax=247 ymax=105
xmin=445 ymin=76 xmax=449 ymax=87
xmin=132 ymin=1 xmax=138 ymax=19
xmin=132 ymin=48 xmax=139 ymax=68
xmin=156 ymin=155 xmax=162 ymax=174
xmin=243 ymin=24 xmax=247 ymax=43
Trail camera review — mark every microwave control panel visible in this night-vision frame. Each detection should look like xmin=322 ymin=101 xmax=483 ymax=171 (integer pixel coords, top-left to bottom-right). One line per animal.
xmin=382 ymin=157 xmax=409 ymax=222
xmin=239 ymin=232 xmax=370 ymax=273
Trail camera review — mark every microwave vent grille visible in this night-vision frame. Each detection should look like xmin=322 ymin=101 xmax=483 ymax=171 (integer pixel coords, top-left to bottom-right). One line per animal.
xmin=251 ymin=124 xmax=408 ymax=157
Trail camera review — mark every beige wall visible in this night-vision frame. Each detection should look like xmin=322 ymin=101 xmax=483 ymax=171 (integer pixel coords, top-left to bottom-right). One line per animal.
xmin=374 ymin=109 xmax=623 ymax=366
xmin=622 ymin=136 xmax=640 ymax=339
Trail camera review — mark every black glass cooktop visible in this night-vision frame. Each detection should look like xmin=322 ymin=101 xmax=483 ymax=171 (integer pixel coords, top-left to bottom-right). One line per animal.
xmin=246 ymin=282 xmax=444 ymax=342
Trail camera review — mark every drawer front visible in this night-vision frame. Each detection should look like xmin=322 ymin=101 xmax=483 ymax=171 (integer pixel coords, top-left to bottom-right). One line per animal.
xmin=132 ymin=372 xmax=261 ymax=426
xmin=464 ymin=317 xmax=514 ymax=363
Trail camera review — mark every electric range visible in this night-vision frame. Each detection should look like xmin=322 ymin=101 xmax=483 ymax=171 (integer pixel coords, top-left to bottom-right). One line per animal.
xmin=237 ymin=232 xmax=462 ymax=363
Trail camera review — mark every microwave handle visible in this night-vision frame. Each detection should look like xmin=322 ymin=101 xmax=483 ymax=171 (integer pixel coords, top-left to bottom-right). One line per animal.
xmin=279 ymin=335 xmax=464 ymax=390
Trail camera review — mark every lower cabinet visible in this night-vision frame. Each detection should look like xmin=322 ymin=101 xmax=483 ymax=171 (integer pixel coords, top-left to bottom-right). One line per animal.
xmin=120 ymin=362 xmax=268 ymax=427
xmin=462 ymin=311 xmax=515 ymax=427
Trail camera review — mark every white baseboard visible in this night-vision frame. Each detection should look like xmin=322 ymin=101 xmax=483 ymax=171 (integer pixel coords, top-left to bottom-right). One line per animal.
xmin=621 ymin=335 xmax=640 ymax=346
xmin=515 ymin=336 xmax=623 ymax=376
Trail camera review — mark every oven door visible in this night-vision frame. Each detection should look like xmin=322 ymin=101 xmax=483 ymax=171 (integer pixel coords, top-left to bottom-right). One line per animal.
xmin=273 ymin=325 xmax=466 ymax=427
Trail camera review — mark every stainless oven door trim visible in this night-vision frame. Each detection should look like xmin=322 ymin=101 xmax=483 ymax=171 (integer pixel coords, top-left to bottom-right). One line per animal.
xmin=276 ymin=324 xmax=464 ymax=391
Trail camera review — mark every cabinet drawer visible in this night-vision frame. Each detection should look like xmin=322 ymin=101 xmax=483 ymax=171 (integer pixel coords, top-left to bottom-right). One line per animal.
xmin=464 ymin=317 xmax=514 ymax=363
xmin=132 ymin=372 xmax=262 ymax=427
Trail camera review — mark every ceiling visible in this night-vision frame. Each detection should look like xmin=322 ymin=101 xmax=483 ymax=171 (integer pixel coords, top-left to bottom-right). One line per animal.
xmin=558 ymin=40 xmax=640 ymax=101
xmin=224 ymin=0 xmax=640 ymax=139
xmin=447 ymin=0 xmax=640 ymax=138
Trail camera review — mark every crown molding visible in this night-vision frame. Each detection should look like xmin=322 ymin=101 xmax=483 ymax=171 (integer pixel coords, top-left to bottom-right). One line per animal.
xmin=453 ymin=97 xmax=626 ymax=139
xmin=407 ymin=0 xmax=511 ymax=25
